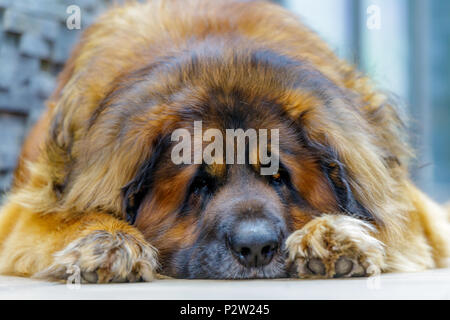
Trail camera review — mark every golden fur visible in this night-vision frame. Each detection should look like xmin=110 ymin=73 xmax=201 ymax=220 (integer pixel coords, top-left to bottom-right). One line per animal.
xmin=0 ymin=0 xmax=449 ymax=281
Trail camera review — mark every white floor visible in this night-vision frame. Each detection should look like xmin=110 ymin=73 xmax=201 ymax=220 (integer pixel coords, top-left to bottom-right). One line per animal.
xmin=1 ymin=268 xmax=449 ymax=300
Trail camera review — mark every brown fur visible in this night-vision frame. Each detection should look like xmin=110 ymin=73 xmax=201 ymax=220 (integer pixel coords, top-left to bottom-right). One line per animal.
xmin=0 ymin=0 xmax=448 ymax=282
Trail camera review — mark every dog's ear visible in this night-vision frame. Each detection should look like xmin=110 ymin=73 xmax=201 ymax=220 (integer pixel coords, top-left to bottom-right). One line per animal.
xmin=122 ymin=136 xmax=170 ymax=224
xmin=322 ymin=156 xmax=374 ymax=221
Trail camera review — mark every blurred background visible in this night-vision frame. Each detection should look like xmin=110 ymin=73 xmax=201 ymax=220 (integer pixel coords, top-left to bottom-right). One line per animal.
xmin=0 ymin=0 xmax=448 ymax=202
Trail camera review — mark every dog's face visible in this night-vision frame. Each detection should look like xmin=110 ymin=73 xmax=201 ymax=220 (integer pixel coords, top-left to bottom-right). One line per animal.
xmin=125 ymin=110 xmax=329 ymax=279
xmin=111 ymin=48 xmax=374 ymax=279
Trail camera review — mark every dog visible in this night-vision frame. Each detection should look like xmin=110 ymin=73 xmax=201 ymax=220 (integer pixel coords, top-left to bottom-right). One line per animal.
xmin=0 ymin=0 xmax=448 ymax=282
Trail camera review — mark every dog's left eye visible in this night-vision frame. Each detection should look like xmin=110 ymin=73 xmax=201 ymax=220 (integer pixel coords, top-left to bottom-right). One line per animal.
xmin=271 ymin=173 xmax=282 ymax=184
xmin=268 ymin=168 xmax=290 ymax=187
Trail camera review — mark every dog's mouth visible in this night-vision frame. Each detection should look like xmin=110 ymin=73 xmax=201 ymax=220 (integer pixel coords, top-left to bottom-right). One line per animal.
xmin=186 ymin=260 xmax=290 ymax=280
xmin=225 ymin=258 xmax=290 ymax=280
xmin=168 ymin=240 xmax=290 ymax=279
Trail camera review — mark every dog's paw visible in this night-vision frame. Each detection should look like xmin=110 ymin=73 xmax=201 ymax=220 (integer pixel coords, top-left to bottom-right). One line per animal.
xmin=34 ymin=230 xmax=158 ymax=283
xmin=285 ymin=215 xmax=385 ymax=278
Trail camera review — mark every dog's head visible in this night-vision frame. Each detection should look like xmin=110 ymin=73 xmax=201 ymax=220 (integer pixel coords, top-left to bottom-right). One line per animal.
xmin=94 ymin=46 xmax=400 ymax=279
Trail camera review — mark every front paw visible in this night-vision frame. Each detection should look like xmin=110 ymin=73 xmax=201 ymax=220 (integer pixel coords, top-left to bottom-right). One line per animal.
xmin=35 ymin=230 xmax=158 ymax=283
xmin=285 ymin=215 xmax=385 ymax=278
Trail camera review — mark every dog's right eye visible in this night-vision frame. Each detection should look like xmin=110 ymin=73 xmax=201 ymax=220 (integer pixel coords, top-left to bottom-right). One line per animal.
xmin=190 ymin=174 xmax=216 ymax=195
xmin=191 ymin=177 xmax=208 ymax=194
xmin=184 ymin=174 xmax=217 ymax=213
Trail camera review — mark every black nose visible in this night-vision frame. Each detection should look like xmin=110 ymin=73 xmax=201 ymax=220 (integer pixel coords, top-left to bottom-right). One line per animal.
xmin=229 ymin=219 xmax=280 ymax=268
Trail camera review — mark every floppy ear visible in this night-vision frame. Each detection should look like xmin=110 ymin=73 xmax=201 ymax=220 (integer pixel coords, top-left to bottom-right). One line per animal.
xmin=322 ymin=157 xmax=374 ymax=221
xmin=121 ymin=136 xmax=170 ymax=224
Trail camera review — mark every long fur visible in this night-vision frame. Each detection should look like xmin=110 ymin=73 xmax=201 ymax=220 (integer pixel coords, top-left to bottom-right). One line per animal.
xmin=0 ymin=0 xmax=448 ymax=280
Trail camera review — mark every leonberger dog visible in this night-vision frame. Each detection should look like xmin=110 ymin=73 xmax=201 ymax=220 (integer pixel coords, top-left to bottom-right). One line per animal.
xmin=0 ymin=0 xmax=449 ymax=282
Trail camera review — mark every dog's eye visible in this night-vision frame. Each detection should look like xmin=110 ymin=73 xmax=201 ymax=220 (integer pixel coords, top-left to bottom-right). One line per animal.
xmin=271 ymin=172 xmax=282 ymax=184
xmin=185 ymin=174 xmax=216 ymax=212
xmin=192 ymin=177 xmax=207 ymax=194
xmin=268 ymin=166 xmax=291 ymax=187
xmin=190 ymin=175 xmax=215 ymax=195
xmin=269 ymin=170 xmax=287 ymax=186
